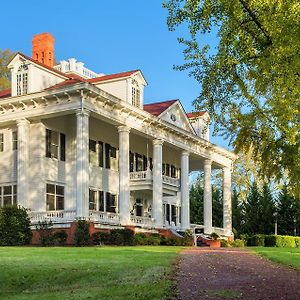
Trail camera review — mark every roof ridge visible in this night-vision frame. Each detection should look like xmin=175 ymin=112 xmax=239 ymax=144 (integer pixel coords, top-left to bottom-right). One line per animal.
xmin=144 ymin=99 xmax=178 ymax=106
xmin=88 ymin=69 xmax=140 ymax=83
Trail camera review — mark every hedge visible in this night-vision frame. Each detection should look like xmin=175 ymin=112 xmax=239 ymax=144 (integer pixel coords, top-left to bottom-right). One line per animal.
xmin=248 ymin=234 xmax=300 ymax=248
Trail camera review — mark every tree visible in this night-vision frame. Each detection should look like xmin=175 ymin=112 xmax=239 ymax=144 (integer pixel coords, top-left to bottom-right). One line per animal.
xmin=212 ymin=187 xmax=222 ymax=228
xmin=0 ymin=49 xmax=14 ymax=90
xmin=276 ymin=186 xmax=299 ymax=236
xmin=232 ymin=188 xmax=243 ymax=235
xmin=164 ymin=0 xmax=300 ymax=196
xmin=190 ymin=183 xmax=203 ymax=224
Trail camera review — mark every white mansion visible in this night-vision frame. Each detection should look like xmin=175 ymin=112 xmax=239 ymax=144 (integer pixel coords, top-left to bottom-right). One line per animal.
xmin=0 ymin=33 xmax=235 ymax=236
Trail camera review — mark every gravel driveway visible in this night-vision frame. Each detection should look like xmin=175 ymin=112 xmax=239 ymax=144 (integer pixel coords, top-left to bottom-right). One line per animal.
xmin=174 ymin=248 xmax=300 ymax=300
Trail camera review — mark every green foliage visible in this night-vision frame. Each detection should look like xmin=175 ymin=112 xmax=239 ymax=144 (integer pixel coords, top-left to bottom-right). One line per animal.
xmin=220 ymin=239 xmax=230 ymax=247
xmin=247 ymin=234 xmax=265 ymax=247
xmin=0 ymin=206 xmax=32 ymax=246
xmin=109 ymin=229 xmax=135 ymax=246
xmin=74 ymin=220 xmax=90 ymax=247
xmin=265 ymin=235 xmax=296 ymax=248
xmin=210 ymin=232 xmax=220 ymax=240
xmin=36 ymin=220 xmax=54 ymax=246
xmin=0 ymin=49 xmax=14 ymax=90
xmin=134 ymin=233 xmax=161 ymax=246
xmin=53 ymin=231 xmax=68 ymax=246
xmin=163 ymin=0 xmax=300 ymax=196
xmin=189 ymin=183 xmax=203 ymax=224
xmin=91 ymin=231 xmax=110 ymax=245
xmin=231 ymin=239 xmax=245 ymax=248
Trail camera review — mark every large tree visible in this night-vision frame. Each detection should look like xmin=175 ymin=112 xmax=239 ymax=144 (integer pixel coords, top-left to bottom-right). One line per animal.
xmin=0 ymin=49 xmax=14 ymax=90
xmin=164 ymin=0 xmax=300 ymax=196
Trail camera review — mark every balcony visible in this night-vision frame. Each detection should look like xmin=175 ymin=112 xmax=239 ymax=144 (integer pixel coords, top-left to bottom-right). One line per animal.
xmin=29 ymin=210 xmax=76 ymax=224
xmin=131 ymin=215 xmax=154 ymax=228
xmin=130 ymin=170 xmax=180 ymax=194
xmin=89 ymin=211 xmax=120 ymax=225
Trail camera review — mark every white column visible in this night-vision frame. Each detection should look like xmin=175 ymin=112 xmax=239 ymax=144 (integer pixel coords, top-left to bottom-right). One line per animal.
xmin=204 ymin=159 xmax=213 ymax=234
xmin=181 ymin=151 xmax=190 ymax=230
xmin=223 ymin=166 xmax=232 ymax=236
xmin=118 ymin=125 xmax=131 ymax=225
xmin=76 ymin=109 xmax=90 ymax=219
xmin=17 ymin=118 xmax=30 ymax=208
xmin=152 ymin=139 xmax=163 ymax=227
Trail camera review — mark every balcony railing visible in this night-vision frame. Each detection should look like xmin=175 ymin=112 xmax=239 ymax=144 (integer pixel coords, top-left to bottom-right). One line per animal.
xmin=29 ymin=210 xmax=76 ymax=224
xmin=130 ymin=171 xmax=180 ymax=187
xmin=89 ymin=211 xmax=120 ymax=225
xmin=131 ymin=215 xmax=154 ymax=228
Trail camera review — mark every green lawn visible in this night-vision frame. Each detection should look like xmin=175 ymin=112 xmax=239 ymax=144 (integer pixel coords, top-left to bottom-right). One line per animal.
xmin=0 ymin=246 xmax=184 ymax=300
xmin=252 ymin=247 xmax=300 ymax=269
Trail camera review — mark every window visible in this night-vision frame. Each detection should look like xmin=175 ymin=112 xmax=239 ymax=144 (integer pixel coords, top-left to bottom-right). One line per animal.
xmin=16 ymin=64 xmax=29 ymax=96
xmin=135 ymin=199 xmax=143 ymax=217
xmin=135 ymin=153 xmax=143 ymax=171
xmin=105 ymin=143 xmax=117 ymax=169
xmin=129 ymin=152 xmax=134 ymax=172
xmin=89 ymin=139 xmax=97 ymax=165
xmin=106 ymin=192 xmax=117 ymax=213
xmin=132 ymin=79 xmax=140 ymax=107
xmin=46 ymin=184 xmax=64 ymax=211
xmin=0 ymin=133 xmax=3 ymax=152
xmin=171 ymin=205 xmax=177 ymax=225
xmin=0 ymin=185 xmax=17 ymax=206
xmin=171 ymin=165 xmax=176 ymax=178
xmin=98 ymin=142 xmax=104 ymax=167
xmin=12 ymin=131 xmax=17 ymax=150
xmin=89 ymin=189 xmax=104 ymax=211
xmin=46 ymin=129 xmax=66 ymax=161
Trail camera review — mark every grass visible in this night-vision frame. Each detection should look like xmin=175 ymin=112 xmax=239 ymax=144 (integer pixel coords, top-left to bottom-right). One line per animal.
xmin=0 ymin=246 xmax=184 ymax=300
xmin=251 ymin=247 xmax=300 ymax=269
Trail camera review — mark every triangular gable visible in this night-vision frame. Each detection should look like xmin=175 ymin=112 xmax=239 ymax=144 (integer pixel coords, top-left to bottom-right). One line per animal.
xmin=158 ymin=100 xmax=195 ymax=134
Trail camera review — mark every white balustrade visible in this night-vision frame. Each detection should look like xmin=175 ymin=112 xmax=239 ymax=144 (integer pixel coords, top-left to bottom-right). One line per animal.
xmin=131 ymin=216 xmax=154 ymax=227
xmin=162 ymin=175 xmax=180 ymax=186
xmin=89 ymin=211 xmax=120 ymax=225
xmin=29 ymin=210 xmax=76 ymax=223
xmin=130 ymin=170 xmax=152 ymax=180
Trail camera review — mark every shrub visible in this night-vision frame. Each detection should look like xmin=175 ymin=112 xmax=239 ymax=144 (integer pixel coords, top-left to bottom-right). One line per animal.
xmin=295 ymin=237 xmax=300 ymax=248
xmin=53 ymin=230 xmax=68 ymax=246
xmin=210 ymin=232 xmax=220 ymax=240
xmin=231 ymin=239 xmax=245 ymax=247
xmin=161 ymin=236 xmax=193 ymax=246
xmin=220 ymin=239 xmax=230 ymax=247
xmin=0 ymin=206 xmax=32 ymax=246
xmin=74 ymin=220 xmax=90 ymax=246
xmin=91 ymin=231 xmax=110 ymax=245
xmin=109 ymin=229 xmax=135 ymax=246
xmin=134 ymin=233 xmax=161 ymax=246
xmin=247 ymin=234 xmax=265 ymax=246
xmin=265 ymin=235 xmax=296 ymax=248
xmin=36 ymin=220 xmax=54 ymax=246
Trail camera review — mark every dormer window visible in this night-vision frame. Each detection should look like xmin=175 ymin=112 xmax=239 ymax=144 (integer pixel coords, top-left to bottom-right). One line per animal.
xmin=132 ymin=79 xmax=140 ymax=108
xmin=16 ymin=64 xmax=29 ymax=96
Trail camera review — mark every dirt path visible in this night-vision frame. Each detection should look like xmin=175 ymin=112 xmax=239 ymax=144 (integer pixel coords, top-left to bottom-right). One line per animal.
xmin=174 ymin=248 xmax=300 ymax=300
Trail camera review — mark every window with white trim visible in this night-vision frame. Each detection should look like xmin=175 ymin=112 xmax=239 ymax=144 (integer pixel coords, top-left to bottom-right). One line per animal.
xmin=0 ymin=184 xmax=17 ymax=206
xmin=0 ymin=133 xmax=4 ymax=152
xmin=46 ymin=129 xmax=66 ymax=161
xmin=89 ymin=189 xmax=104 ymax=211
xmin=131 ymin=79 xmax=140 ymax=107
xmin=89 ymin=140 xmax=104 ymax=167
xmin=46 ymin=183 xmax=64 ymax=211
xmin=16 ymin=64 xmax=29 ymax=96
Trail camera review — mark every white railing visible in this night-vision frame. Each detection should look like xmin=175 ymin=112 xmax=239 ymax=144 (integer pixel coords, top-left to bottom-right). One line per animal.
xmin=162 ymin=175 xmax=180 ymax=187
xmin=29 ymin=210 xmax=76 ymax=223
xmin=131 ymin=216 xmax=154 ymax=227
xmin=130 ymin=170 xmax=152 ymax=180
xmin=89 ymin=211 xmax=120 ymax=225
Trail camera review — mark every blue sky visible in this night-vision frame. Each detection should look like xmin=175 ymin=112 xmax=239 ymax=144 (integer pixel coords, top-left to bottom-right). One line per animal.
xmin=1 ymin=0 xmax=228 ymax=148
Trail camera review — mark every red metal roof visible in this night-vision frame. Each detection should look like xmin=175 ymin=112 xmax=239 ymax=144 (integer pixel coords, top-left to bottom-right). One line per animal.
xmin=143 ymin=99 xmax=177 ymax=116
xmin=186 ymin=112 xmax=206 ymax=118
xmin=88 ymin=70 xmax=139 ymax=83
xmin=46 ymin=78 xmax=85 ymax=90
xmin=0 ymin=88 xmax=11 ymax=99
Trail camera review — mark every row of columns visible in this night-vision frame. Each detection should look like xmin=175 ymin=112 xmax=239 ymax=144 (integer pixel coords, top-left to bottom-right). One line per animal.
xmin=203 ymin=159 xmax=232 ymax=236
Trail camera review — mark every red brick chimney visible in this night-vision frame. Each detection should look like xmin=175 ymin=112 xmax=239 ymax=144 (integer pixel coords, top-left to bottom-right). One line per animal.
xmin=32 ymin=33 xmax=55 ymax=68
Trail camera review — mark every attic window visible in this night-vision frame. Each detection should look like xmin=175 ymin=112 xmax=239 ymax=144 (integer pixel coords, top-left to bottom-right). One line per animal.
xmin=16 ymin=64 xmax=29 ymax=96
xmin=132 ymin=79 xmax=140 ymax=108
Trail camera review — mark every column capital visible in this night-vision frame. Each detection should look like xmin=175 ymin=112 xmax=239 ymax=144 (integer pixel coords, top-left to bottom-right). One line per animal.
xmin=181 ymin=150 xmax=189 ymax=157
xmin=117 ymin=125 xmax=131 ymax=133
xmin=204 ymin=159 xmax=212 ymax=166
xmin=76 ymin=108 xmax=90 ymax=118
xmin=16 ymin=118 xmax=30 ymax=127
xmin=153 ymin=139 xmax=164 ymax=146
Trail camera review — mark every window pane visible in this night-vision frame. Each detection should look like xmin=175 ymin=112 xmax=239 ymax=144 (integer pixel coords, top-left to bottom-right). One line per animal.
xmin=3 ymin=186 xmax=12 ymax=195
xmin=46 ymin=129 xmax=51 ymax=158
xmin=46 ymin=184 xmax=55 ymax=194
xmin=60 ymin=133 xmax=66 ymax=161
xmin=98 ymin=142 xmax=104 ymax=167
xmin=105 ymin=144 xmax=110 ymax=169
xmin=106 ymin=193 xmax=116 ymax=213
xmin=51 ymin=131 xmax=59 ymax=146
xmin=56 ymin=196 xmax=64 ymax=210
xmin=89 ymin=189 xmax=96 ymax=210
xmin=56 ymin=185 xmax=64 ymax=196
xmin=46 ymin=194 xmax=55 ymax=210
xmin=98 ymin=191 xmax=104 ymax=211
xmin=3 ymin=196 xmax=12 ymax=206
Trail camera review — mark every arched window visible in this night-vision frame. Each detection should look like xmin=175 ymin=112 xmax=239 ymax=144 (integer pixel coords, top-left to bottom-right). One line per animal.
xmin=16 ymin=63 xmax=29 ymax=96
xmin=132 ymin=79 xmax=140 ymax=107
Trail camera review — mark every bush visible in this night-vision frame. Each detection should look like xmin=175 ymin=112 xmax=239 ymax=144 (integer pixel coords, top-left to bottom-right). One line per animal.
xmin=247 ymin=234 xmax=265 ymax=246
xmin=220 ymin=239 xmax=230 ymax=247
xmin=53 ymin=230 xmax=68 ymax=246
xmin=36 ymin=220 xmax=54 ymax=246
xmin=295 ymin=237 xmax=300 ymax=248
xmin=231 ymin=239 xmax=245 ymax=247
xmin=74 ymin=220 xmax=90 ymax=246
xmin=265 ymin=235 xmax=296 ymax=248
xmin=91 ymin=231 xmax=110 ymax=245
xmin=210 ymin=232 xmax=220 ymax=240
xmin=134 ymin=233 xmax=161 ymax=246
xmin=0 ymin=206 xmax=32 ymax=246
xmin=109 ymin=229 xmax=135 ymax=246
